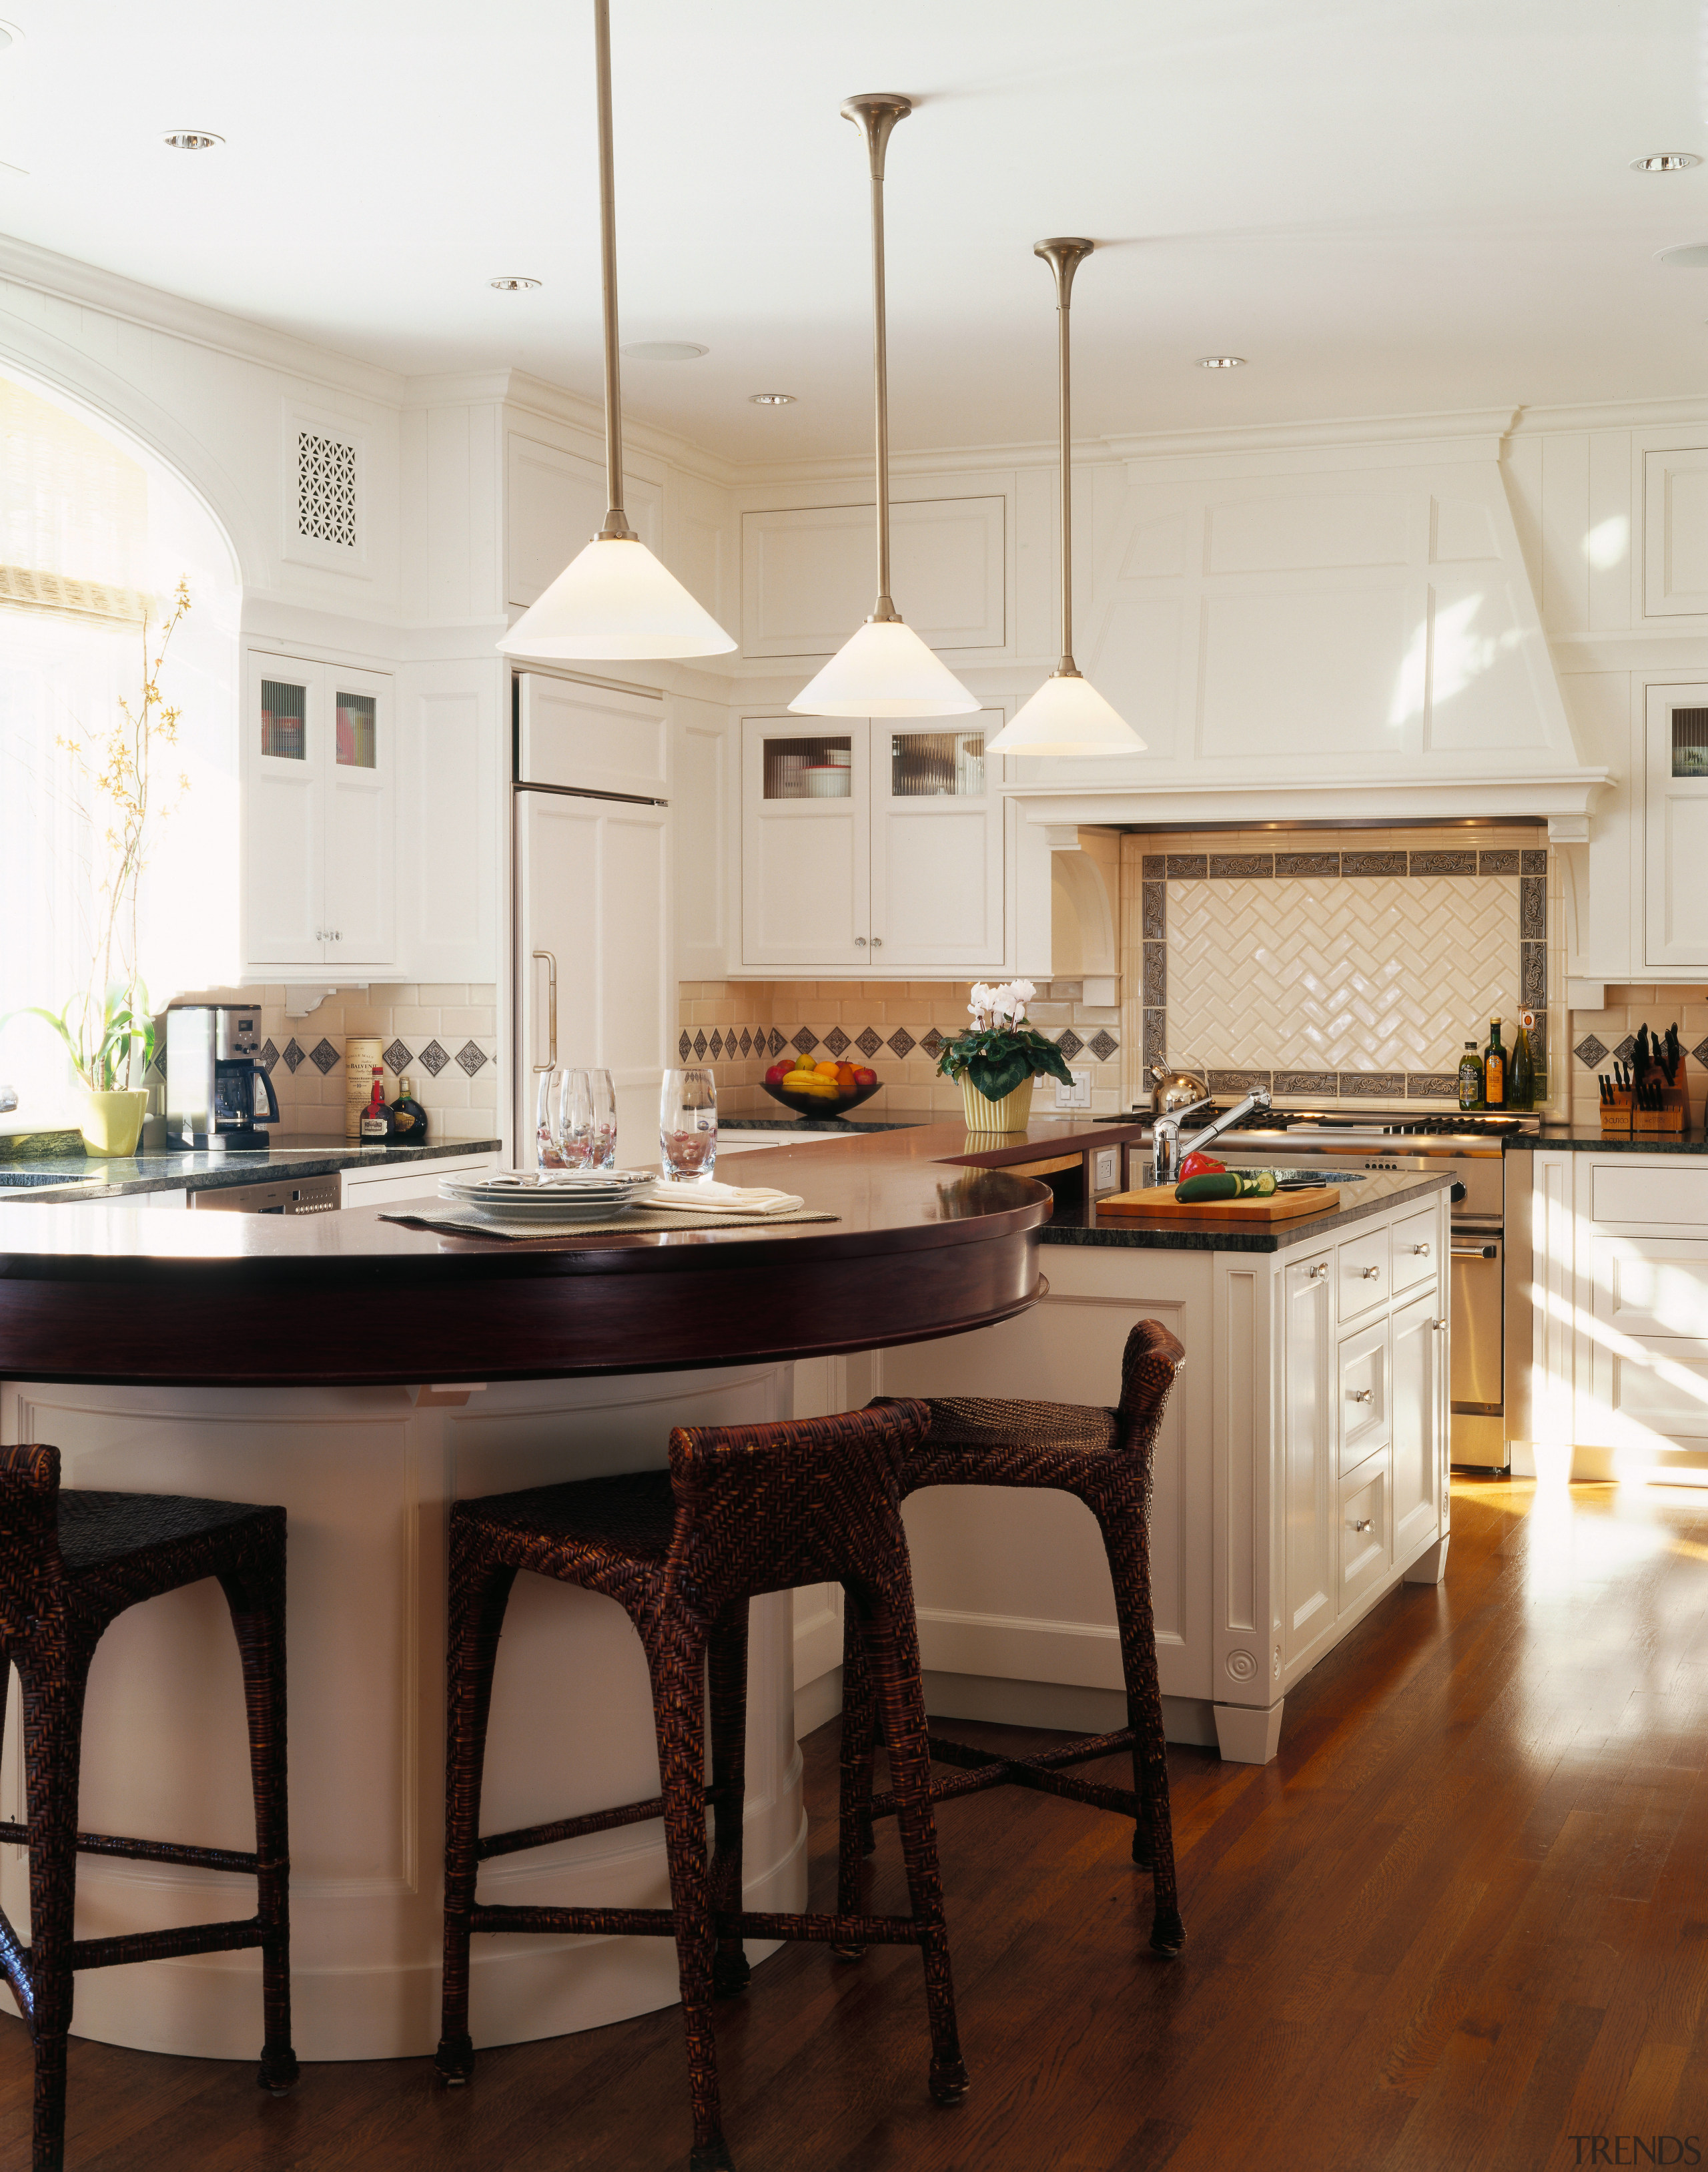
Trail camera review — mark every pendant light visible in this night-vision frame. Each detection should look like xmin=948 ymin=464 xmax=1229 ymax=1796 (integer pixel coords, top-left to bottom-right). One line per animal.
xmin=985 ymin=240 xmax=1144 ymax=755
xmin=789 ymin=96 xmax=979 ymax=719
xmin=499 ymin=0 xmax=735 ymax=663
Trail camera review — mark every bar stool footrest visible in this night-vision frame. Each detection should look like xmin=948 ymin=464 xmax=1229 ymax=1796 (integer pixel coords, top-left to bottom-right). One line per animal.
xmin=0 ymin=1821 xmax=263 ymax=1876
xmin=74 ymin=1918 xmax=266 ymax=1970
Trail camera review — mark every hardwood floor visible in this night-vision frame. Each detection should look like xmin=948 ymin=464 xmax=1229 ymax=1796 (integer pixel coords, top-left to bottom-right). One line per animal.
xmin=6 ymin=1474 xmax=1707 ymax=2171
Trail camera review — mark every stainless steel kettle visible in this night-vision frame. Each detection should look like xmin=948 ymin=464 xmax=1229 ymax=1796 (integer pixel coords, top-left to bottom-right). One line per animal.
xmin=1150 ymin=1062 xmax=1210 ymax=1118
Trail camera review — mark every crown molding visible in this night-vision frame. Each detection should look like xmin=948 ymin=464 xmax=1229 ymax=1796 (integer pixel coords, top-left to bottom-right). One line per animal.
xmin=1508 ymin=392 xmax=1708 ymax=436
xmin=0 ymin=234 xmax=405 ymax=410
xmin=468 ymin=367 xmax=743 ymax=491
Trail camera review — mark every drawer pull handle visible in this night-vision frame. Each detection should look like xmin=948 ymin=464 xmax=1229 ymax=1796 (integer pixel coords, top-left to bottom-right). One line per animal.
xmin=1412 ymin=1242 xmax=1430 ymax=1255
xmin=1350 ymin=1517 xmax=1373 ymax=1533
xmin=1451 ymin=1244 xmax=1499 ymax=1260
xmin=1350 ymin=1387 xmax=1374 ymax=1403
xmin=1362 ymin=1265 xmax=1381 ymax=1280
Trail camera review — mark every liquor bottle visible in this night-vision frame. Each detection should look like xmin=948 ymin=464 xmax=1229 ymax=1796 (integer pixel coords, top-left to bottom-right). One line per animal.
xmin=358 ymin=1065 xmax=393 ymax=1142
xmin=1482 ymin=1019 xmax=1506 ymax=1109
xmin=388 ymin=1074 xmax=429 ymax=1144
xmin=1457 ymin=1041 xmax=1484 ymax=1111
xmin=1509 ymin=1012 xmax=1537 ymax=1112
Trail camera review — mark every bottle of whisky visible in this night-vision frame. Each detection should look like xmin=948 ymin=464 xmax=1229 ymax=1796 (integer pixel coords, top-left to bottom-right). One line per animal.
xmin=388 ymin=1074 xmax=429 ymax=1144
xmin=358 ymin=1065 xmax=392 ymax=1142
xmin=1509 ymin=1012 xmax=1537 ymax=1112
xmin=1482 ymin=1019 xmax=1506 ymax=1109
xmin=1457 ymin=1041 xmax=1484 ymax=1111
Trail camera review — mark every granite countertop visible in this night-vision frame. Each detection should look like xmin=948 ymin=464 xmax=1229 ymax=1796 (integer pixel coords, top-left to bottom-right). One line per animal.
xmin=1038 ymin=1165 xmax=1452 ymax=1253
xmin=1513 ymin=1125 xmax=1708 ymax=1154
xmin=0 ymin=1135 xmax=503 ymax=1203
xmin=719 ymin=1117 xmax=921 ymax=1134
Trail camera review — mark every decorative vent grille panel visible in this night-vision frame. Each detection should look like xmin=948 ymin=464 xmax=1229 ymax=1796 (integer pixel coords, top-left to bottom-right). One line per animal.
xmin=296 ymin=431 xmax=358 ymax=550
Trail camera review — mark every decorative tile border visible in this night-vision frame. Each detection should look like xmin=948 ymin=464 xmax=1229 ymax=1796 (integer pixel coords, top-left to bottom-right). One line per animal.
xmin=1147 ymin=847 xmax=1547 ymax=1099
xmin=681 ymin=1016 xmax=1118 ymax=1074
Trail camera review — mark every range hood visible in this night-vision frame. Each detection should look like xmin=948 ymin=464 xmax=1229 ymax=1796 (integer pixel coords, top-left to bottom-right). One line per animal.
xmin=1003 ymin=414 xmax=1606 ymax=841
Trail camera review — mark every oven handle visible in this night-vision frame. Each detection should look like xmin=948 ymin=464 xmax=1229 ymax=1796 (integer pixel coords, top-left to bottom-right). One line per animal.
xmin=1450 ymin=1242 xmax=1499 ymax=1259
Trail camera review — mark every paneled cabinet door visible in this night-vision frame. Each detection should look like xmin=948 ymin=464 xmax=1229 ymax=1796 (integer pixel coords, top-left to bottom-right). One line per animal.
xmin=1282 ymin=1252 xmax=1336 ymax=1672
xmin=868 ymin=715 xmax=1005 ymax=969
xmin=322 ymin=670 xmax=396 ymax=970
xmin=1644 ymin=684 xmax=1708 ymax=970
xmin=1390 ymin=1288 xmax=1444 ymax=1561
xmin=739 ymin=719 xmax=871 ymax=968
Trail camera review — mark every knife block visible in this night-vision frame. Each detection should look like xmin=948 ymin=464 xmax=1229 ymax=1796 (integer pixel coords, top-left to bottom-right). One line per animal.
xmin=1601 ymin=1056 xmax=1689 ymax=1135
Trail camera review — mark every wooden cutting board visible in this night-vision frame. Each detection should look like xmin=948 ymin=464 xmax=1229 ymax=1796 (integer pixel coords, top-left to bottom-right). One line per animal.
xmin=1099 ymin=1183 xmax=1342 ymax=1222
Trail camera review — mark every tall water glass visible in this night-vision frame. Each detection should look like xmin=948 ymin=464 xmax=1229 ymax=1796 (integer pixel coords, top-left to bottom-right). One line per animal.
xmin=534 ymin=1068 xmax=568 ymax=1169
xmin=660 ymin=1068 xmax=717 ymax=1180
xmin=584 ymin=1067 xmax=618 ymax=1168
xmin=555 ymin=1070 xmax=598 ymax=1170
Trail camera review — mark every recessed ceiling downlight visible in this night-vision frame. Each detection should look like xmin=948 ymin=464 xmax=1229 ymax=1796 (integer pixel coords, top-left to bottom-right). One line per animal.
xmin=164 ymin=130 xmax=223 ymax=151
xmin=1633 ymin=153 xmax=1702 ymax=172
xmin=1198 ymin=354 xmax=1246 ymax=368
xmin=749 ymin=392 xmax=796 ymax=405
xmin=622 ymin=341 xmax=708 ymax=361
xmin=1656 ymin=243 xmax=1708 ymax=268
xmin=488 ymin=275 xmax=541 ymax=291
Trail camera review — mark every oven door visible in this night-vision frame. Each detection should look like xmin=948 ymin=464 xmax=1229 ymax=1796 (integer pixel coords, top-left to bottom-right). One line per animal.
xmin=1450 ymin=1226 xmax=1505 ymax=1468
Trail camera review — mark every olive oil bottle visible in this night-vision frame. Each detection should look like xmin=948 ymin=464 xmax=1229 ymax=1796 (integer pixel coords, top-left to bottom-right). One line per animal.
xmin=1457 ymin=1041 xmax=1484 ymax=1110
xmin=1482 ymin=1018 xmax=1506 ymax=1109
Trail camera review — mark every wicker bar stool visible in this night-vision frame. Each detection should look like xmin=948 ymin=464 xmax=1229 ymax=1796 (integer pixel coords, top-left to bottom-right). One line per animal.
xmin=434 ymin=1401 xmax=967 ymax=2172
xmin=0 ymin=1443 xmax=297 ymax=2172
xmin=839 ymin=1319 xmax=1188 ymax=1957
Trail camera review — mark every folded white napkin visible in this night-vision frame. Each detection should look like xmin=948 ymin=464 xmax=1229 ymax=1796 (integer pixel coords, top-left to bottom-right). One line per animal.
xmin=641 ymin=1179 xmax=806 ymax=1216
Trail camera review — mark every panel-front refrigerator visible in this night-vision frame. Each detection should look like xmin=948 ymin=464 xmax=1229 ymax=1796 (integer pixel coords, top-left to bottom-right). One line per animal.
xmin=512 ymin=673 xmax=673 ymax=1167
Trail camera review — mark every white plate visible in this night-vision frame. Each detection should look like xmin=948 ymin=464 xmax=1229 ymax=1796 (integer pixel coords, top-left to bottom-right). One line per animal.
xmin=450 ymin=1190 xmax=640 ymax=1223
xmin=447 ymin=1168 xmax=651 ymax=1193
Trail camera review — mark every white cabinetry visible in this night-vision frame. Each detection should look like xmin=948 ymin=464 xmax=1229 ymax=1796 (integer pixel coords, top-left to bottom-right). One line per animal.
xmin=1281 ymin=1252 xmax=1334 ymax=1674
xmin=244 ymin=653 xmax=396 ymax=976
xmin=339 ymin=1151 xmax=500 ymax=1210
xmin=1643 ymin=684 xmax=1708 ymax=970
xmin=739 ymin=714 xmax=1005 ymax=972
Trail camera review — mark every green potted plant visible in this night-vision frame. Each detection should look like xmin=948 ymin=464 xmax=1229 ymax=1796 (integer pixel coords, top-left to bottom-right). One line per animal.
xmin=9 ymin=583 xmax=191 ymax=1156
xmin=935 ymin=980 xmax=1074 ymax=1134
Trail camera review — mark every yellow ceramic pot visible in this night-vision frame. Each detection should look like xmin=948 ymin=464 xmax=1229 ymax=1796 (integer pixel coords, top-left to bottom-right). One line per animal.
xmin=959 ymin=1074 xmax=1035 ymax=1134
xmin=80 ymin=1088 xmax=148 ymax=1157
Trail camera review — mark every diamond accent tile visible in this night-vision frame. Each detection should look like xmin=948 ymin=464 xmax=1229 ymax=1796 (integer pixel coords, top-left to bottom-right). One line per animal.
xmin=886 ymin=1028 xmax=915 ymax=1058
xmin=1056 ymin=1029 xmax=1084 ymax=1060
xmin=791 ymin=1028 xmax=817 ymax=1054
xmin=693 ymin=1030 xmax=708 ymax=1060
xmin=739 ymin=1028 xmax=753 ymax=1058
xmin=920 ymin=1028 xmax=945 ymax=1059
xmin=258 ymin=1038 xmax=280 ymax=1074
xmin=308 ymin=1038 xmax=340 ymax=1075
xmin=1613 ymin=1035 xmax=1637 ymax=1064
xmin=282 ymin=1038 xmax=305 ymax=1076
xmin=1088 ymin=1030 xmax=1118 ymax=1062
xmin=1693 ymin=1038 xmax=1708 ymax=1070
xmin=769 ymin=1029 xmax=787 ymax=1058
xmin=418 ymin=1039 xmax=450 ymax=1078
xmin=856 ymin=1028 xmax=883 ymax=1058
xmin=1166 ymin=876 xmax=1521 ymax=1076
xmin=679 ymin=1031 xmax=693 ymax=1060
xmin=823 ymin=1026 xmax=850 ymax=1056
xmin=709 ymin=1030 xmax=724 ymax=1059
xmin=455 ymin=1040 xmax=489 ymax=1078
xmin=382 ymin=1039 xmax=412 ymax=1075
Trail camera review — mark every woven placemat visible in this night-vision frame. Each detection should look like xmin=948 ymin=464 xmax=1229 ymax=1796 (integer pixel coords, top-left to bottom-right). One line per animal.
xmin=380 ymin=1203 xmax=840 ymax=1242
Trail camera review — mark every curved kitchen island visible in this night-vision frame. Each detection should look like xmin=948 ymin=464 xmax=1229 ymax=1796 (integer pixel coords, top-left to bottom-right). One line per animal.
xmin=0 ymin=1154 xmax=1049 ymax=2065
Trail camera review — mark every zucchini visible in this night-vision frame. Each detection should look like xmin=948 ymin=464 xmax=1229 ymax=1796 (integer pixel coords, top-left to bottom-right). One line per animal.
xmin=1174 ymin=1169 xmax=1277 ymax=1203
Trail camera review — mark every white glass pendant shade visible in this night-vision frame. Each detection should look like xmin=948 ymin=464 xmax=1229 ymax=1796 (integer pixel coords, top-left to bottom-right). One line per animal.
xmin=498 ymin=535 xmax=737 ymax=661
xmin=789 ymin=616 xmax=981 ymax=718
xmin=985 ymin=669 xmax=1146 ymax=756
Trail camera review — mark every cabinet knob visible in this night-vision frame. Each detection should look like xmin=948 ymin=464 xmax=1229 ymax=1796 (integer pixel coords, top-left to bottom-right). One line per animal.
xmin=870 ymin=936 xmax=883 ymax=949
xmin=1430 ymin=1317 xmax=1447 ymax=1331
xmin=1308 ymin=1263 xmax=1328 ymax=1281
xmin=1412 ymin=1242 xmax=1430 ymax=1255
xmin=853 ymin=936 xmax=867 ymax=947
xmin=1362 ymin=1264 xmax=1381 ymax=1280
xmin=1350 ymin=1387 xmax=1374 ymax=1403
xmin=1350 ymin=1517 xmax=1374 ymax=1533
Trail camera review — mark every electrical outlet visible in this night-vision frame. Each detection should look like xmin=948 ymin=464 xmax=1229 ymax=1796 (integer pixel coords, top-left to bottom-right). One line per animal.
xmin=1054 ymin=1068 xmax=1092 ymax=1110
xmin=1093 ymin=1147 xmax=1119 ymax=1192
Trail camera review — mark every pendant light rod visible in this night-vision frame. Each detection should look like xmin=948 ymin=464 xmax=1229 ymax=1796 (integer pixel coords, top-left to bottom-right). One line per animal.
xmin=841 ymin=95 xmax=913 ymax=625
xmin=1035 ymin=237 xmax=1095 ymax=673
xmin=594 ymin=0 xmax=635 ymax=542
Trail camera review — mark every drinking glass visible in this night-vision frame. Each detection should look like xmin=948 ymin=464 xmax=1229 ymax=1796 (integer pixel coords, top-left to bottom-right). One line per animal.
xmin=534 ymin=1068 xmax=568 ymax=1169
xmin=583 ymin=1067 xmax=618 ymax=1168
xmin=555 ymin=1070 xmax=597 ymax=1170
xmin=660 ymin=1068 xmax=717 ymax=1180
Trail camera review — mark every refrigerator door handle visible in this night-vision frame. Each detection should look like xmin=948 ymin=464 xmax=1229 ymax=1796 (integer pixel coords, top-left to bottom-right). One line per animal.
xmin=532 ymin=949 xmax=557 ymax=1071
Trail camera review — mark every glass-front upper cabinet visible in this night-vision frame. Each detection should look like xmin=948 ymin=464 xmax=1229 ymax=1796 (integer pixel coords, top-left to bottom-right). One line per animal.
xmin=1646 ymin=685 xmax=1708 ymax=970
xmin=740 ymin=714 xmax=1005 ymax=972
xmin=245 ymin=651 xmax=395 ymax=973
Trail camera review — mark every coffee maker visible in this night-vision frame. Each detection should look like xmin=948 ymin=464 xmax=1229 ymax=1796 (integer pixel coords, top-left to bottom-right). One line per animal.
xmin=165 ymin=1006 xmax=281 ymax=1151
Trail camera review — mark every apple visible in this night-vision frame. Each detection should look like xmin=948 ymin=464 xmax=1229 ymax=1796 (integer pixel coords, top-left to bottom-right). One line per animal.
xmin=853 ymin=1066 xmax=877 ymax=1087
xmin=765 ymin=1060 xmax=791 ymax=1084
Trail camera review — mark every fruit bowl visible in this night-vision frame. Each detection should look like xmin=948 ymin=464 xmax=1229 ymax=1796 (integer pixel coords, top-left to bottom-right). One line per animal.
xmin=761 ymin=1078 xmax=884 ymax=1121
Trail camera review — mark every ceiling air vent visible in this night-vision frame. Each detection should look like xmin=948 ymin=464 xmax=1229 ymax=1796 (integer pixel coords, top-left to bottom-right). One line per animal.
xmin=295 ymin=428 xmax=357 ymax=551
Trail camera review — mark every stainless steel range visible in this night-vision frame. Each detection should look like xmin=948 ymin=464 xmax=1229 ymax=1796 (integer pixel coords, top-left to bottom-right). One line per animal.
xmin=1132 ymin=1104 xmax=1541 ymax=1472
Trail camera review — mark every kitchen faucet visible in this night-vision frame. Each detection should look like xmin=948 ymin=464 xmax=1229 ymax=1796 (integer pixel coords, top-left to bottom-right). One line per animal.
xmin=1150 ymin=1085 xmax=1273 ymax=1187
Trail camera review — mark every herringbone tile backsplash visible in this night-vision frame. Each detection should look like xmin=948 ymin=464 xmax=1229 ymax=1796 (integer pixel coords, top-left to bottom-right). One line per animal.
xmin=1169 ymin=875 xmax=1520 ymax=1074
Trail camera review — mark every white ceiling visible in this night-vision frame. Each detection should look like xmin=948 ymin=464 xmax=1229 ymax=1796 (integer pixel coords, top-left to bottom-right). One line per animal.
xmin=2 ymin=0 xmax=1706 ymax=464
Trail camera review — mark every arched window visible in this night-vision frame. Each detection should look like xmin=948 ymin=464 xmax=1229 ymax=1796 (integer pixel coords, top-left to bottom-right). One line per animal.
xmin=0 ymin=373 xmax=239 ymax=1121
